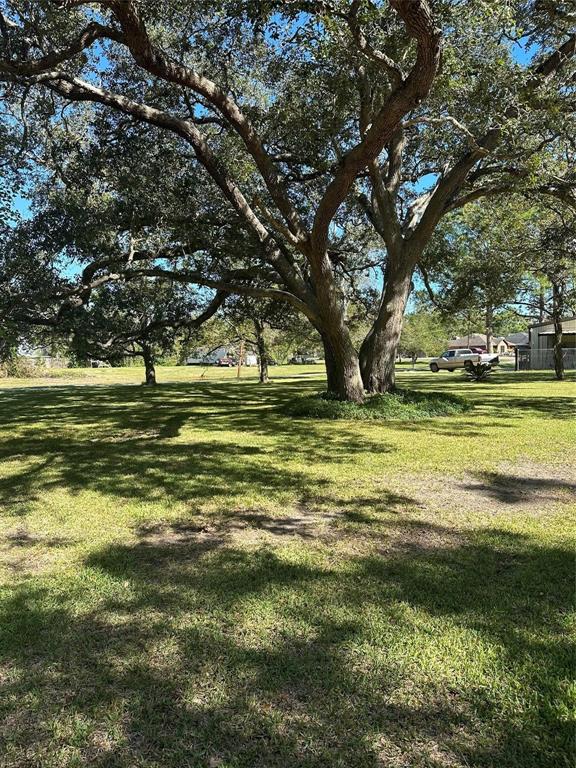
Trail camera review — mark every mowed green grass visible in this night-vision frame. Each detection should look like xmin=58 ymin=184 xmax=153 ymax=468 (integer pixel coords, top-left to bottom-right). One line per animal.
xmin=0 ymin=366 xmax=574 ymax=767
xmin=0 ymin=361 xmax=327 ymax=387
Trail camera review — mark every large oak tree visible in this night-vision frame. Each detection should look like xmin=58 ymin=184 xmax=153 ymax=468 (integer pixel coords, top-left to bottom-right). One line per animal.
xmin=1 ymin=0 xmax=574 ymax=398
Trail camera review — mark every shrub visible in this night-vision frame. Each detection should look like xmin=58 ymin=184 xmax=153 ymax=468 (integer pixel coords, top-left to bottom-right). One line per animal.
xmin=285 ymin=388 xmax=472 ymax=421
xmin=0 ymin=358 xmax=44 ymax=379
xmin=464 ymin=361 xmax=494 ymax=381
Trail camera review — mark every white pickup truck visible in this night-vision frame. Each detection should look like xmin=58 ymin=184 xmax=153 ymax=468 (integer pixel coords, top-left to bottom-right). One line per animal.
xmin=429 ymin=348 xmax=499 ymax=372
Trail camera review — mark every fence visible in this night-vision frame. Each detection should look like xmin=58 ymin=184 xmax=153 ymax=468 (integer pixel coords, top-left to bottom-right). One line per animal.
xmin=530 ymin=348 xmax=576 ymax=370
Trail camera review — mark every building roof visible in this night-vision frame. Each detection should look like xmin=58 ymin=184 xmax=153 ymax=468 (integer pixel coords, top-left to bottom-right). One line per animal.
xmin=505 ymin=332 xmax=529 ymax=346
xmin=536 ymin=330 xmax=576 ymax=336
xmin=528 ymin=315 xmax=576 ymax=330
xmin=448 ymin=334 xmax=487 ymax=348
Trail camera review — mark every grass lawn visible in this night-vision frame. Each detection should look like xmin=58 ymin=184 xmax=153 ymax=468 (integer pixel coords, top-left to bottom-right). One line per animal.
xmin=0 ymin=366 xmax=574 ymax=767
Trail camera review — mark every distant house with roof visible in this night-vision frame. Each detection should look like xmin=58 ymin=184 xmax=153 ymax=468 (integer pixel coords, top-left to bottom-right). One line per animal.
xmin=448 ymin=332 xmax=529 ymax=356
xmin=186 ymin=346 xmax=230 ymax=365
xmin=185 ymin=345 xmax=258 ymax=367
xmin=492 ymin=332 xmax=530 ymax=356
xmin=492 ymin=337 xmax=510 ymax=355
xmin=504 ymin=331 xmax=529 ymax=348
xmin=447 ymin=333 xmax=488 ymax=351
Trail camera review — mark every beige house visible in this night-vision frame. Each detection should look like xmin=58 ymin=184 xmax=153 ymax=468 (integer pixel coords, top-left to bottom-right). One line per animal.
xmin=448 ymin=332 xmax=528 ymax=355
xmin=494 ymin=332 xmax=530 ymax=356
xmin=492 ymin=337 xmax=512 ymax=355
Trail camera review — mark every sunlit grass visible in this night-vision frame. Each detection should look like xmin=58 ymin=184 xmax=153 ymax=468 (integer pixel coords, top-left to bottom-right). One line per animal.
xmin=0 ymin=361 xmax=325 ymax=387
xmin=0 ymin=367 xmax=574 ymax=767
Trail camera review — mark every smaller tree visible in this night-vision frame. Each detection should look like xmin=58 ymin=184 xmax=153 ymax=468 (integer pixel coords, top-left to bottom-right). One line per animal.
xmin=528 ymin=208 xmax=576 ymax=380
xmin=419 ymin=200 xmax=530 ymax=351
xmin=222 ymin=297 xmax=308 ymax=384
xmin=399 ymin=310 xmax=448 ymax=367
xmin=70 ymin=279 xmax=224 ymax=385
xmin=0 ymin=214 xmax=74 ymax=364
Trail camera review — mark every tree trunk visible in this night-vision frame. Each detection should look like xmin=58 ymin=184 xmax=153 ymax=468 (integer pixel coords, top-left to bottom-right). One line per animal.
xmin=142 ymin=343 xmax=157 ymax=385
xmin=309 ymin=255 xmax=364 ymax=402
xmin=485 ymin=305 xmax=493 ymax=354
xmin=254 ymin=320 xmax=269 ymax=384
xmin=360 ymin=257 xmax=413 ymax=393
xmin=321 ymin=329 xmax=364 ymax=402
xmin=321 ymin=336 xmax=339 ymax=394
xmin=552 ymin=281 xmax=564 ymax=381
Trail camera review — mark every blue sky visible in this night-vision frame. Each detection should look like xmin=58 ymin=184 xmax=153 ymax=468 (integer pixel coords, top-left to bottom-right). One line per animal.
xmin=11 ymin=194 xmax=30 ymax=218
xmin=512 ymin=39 xmax=539 ymax=66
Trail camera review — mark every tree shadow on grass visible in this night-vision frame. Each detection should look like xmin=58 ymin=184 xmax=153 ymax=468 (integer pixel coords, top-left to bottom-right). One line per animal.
xmin=460 ymin=470 xmax=576 ymax=505
xmin=475 ymin=394 xmax=575 ymax=420
xmin=0 ymin=523 xmax=572 ymax=767
xmin=394 ymin=369 xmax=575 ymax=422
xmin=0 ymin=380 xmax=398 ymax=518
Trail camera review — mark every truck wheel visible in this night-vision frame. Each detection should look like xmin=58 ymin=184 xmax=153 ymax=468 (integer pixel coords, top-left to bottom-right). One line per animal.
xmin=430 ymin=363 xmax=439 ymax=373
xmin=464 ymin=361 xmax=473 ymax=371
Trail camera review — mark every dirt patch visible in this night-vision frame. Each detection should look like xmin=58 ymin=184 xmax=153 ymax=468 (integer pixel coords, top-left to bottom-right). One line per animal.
xmin=0 ymin=526 xmax=74 ymax=576
xmin=90 ymin=428 xmax=161 ymax=443
xmin=136 ymin=520 xmax=222 ymax=545
xmin=380 ymin=520 xmax=467 ymax=554
xmin=132 ymin=458 xmax=574 ymax=557
xmin=395 ymin=460 xmax=576 ymax=516
xmin=3 ymin=528 xmax=72 ymax=548
xmin=224 ymin=506 xmax=340 ymax=540
xmin=133 ymin=507 xmax=468 ymax=562
xmin=135 ymin=507 xmax=341 ymax=549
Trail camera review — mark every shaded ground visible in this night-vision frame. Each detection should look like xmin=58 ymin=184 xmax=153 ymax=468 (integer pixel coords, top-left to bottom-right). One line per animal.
xmin=397 ymin=460 xmax=576 ymax=517
xmin=0 ymin=369 xmax=574 ymax=767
